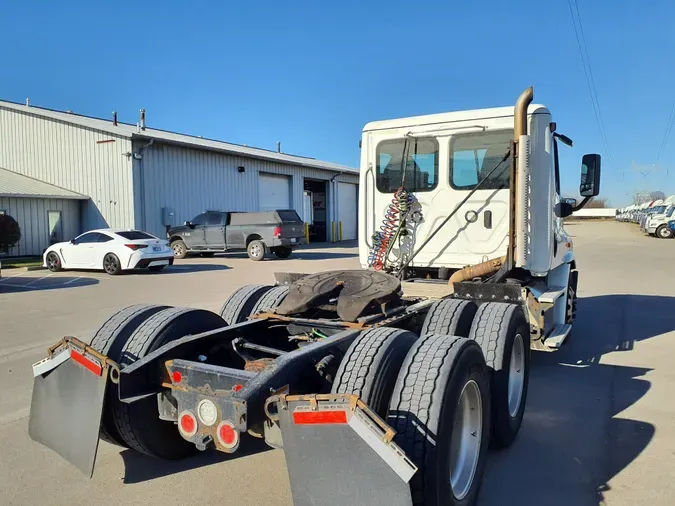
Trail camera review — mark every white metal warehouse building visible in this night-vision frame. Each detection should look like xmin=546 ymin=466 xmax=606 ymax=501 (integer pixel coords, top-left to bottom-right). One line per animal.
xmin=0 ymin=99 xmax=359 ymax=254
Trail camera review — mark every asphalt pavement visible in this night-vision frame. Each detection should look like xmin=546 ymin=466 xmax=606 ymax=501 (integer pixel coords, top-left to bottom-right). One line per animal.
xmin=0 ymin=224 xmax=673 ymax=505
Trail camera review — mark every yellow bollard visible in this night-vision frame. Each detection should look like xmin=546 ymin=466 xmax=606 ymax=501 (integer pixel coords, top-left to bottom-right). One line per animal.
xmin=331 ymin=222 xmax=336 ymax=243
xmin=339 ymin=221 xmax=343 ymax=241
xmin=304 ymin=222 xmax=310 ymax=244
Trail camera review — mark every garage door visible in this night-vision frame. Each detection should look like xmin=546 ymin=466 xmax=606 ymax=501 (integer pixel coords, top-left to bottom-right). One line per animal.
xmin=259 ymin=173 xmax=291 ymax=211
xmin=338 ymin=182 xmax=358 ymax=240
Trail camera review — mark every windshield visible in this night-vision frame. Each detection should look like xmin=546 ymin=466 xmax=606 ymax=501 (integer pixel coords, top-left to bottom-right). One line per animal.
xmin=376 ymin=137 xmax=438 ymax=193
xmin=651 ymin=206 xmax=666 ymax=214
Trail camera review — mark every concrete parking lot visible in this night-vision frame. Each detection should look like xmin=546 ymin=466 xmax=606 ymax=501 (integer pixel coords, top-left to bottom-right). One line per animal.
xmin=1 ymin=224 xmax=674 ymax=506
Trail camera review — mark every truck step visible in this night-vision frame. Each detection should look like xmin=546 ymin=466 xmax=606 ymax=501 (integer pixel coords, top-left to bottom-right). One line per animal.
xmin=538 ymin=286 xmax=566 ymax=304
xmin=544 ymin=323 xmax=572 ymax=348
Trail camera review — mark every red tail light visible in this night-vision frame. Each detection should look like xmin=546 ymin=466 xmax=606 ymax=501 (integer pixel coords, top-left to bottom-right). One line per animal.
xmin=125 ymin=244 xmax=148 ymax=250
xmin=178 ymin=411 xmax=198 ymax=438
xmin=216 ymin=420 xmax=240 ymax=450
xmin=273 ymin=226 xmax=281 ymax=238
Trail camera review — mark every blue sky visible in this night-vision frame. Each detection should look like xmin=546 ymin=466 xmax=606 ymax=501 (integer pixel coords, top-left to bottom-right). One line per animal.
xmin=1 ymin=0 xmax=673 ymax=206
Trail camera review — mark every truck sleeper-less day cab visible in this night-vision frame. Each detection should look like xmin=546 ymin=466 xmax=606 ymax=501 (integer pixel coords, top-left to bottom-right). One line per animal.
xmin=28 ymin=88 xmax=600 ymax=506
xmin=168 ymin=210 xmax=305 ymax=261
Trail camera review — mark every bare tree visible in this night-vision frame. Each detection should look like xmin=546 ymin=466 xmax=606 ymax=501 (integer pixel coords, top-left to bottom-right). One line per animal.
xmin=583 ymin=197 xmax=610 ymax=208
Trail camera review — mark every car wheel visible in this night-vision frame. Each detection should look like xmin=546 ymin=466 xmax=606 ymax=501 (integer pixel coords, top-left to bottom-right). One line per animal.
xmin=171 ymin=240 xmax=187 ymax=259
xmin=148 ymin=265 xmax=165 ymax=272
xmin=103 ymin=253 xmax=122 ymax=275
xmin=247 ymin=240 xmax=265 ymax=261
xmin=45 ymin=252 xmax=63 ymax=272
xmin=273 ymin=247 xmax=292 ymax=259
xmin=656 ymin=224 xmax=673 ymax=239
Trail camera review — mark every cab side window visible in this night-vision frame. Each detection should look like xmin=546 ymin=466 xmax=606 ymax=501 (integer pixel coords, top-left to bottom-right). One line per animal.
xmin=191 ymin=213 xmax=207 ymax=226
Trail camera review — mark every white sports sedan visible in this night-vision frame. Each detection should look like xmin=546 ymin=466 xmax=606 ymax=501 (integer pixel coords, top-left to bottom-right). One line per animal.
xmin=43 ymin=229 xmax=174 ymax=275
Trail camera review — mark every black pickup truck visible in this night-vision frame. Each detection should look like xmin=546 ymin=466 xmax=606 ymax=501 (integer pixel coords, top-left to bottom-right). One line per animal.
xmin=167 ymin=210 xmax=305 ymax=261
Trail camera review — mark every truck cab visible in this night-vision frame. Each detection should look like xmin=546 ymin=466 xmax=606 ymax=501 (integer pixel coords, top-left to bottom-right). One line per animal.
xmin=358 ymin=104 xmax=594 ymax=278
xmin=645 ymin=204 xmax=675 ymax=238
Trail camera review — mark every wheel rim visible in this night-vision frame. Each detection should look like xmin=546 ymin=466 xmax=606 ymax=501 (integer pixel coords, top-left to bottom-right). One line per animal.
xmin=449 ymin=379 xmax=482 ymax=501
xmin=508 ymin=333 xmax=525 ymax=418
xmin=173 ymin=243 xmax=183 ymax=256
xmin=47 ymin=253 xmax=58 ymax=269
xmin=104 ymin=256 xmax=117 ymax=273
xmin=250 ymin=243 xmax=262 ymax=257
xmin=659 ymin=227 xmax=670 ymax=238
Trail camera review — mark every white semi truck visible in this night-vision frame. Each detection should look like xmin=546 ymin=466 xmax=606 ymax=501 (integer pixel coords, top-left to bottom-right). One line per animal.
xmin=29 ymin=87 xmax=600 ymax=506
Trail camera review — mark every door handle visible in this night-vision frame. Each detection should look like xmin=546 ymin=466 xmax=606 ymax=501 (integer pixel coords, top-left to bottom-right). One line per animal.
xmin=484 ymin=210 xmax=493 ymax=229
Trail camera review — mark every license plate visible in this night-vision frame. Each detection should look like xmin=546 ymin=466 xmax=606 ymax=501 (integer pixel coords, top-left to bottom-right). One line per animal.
xmin=148 ymin=260 xmax=169 ymax=267
xmin=153 ymin=246 xmax=161 ymax=251
xmin=291 ymin=238 xmax=296 ymax=243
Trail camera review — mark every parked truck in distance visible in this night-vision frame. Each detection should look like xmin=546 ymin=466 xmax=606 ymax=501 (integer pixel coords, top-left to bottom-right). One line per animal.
xmin=168 ymin=210 xmax=305 ymax=261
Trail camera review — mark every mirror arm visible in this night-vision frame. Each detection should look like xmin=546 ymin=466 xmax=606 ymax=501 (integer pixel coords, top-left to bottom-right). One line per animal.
xmin=572 ymin=196 xmax=593 ymax=212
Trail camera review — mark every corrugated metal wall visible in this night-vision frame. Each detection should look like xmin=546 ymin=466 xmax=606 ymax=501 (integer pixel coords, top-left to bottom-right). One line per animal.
xmin=134 ymin=141 xmax=359 ymax=238
xmin=0 ymin=107 xmax=134 ymax=231
xmin=0 ymin=197 xmax=80 ymax=256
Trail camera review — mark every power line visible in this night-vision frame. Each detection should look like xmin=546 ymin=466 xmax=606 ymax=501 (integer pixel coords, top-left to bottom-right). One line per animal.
xmin=567 ymin=0 xmax=614 ymax=167
xmin=654 ymin=97 xmax=675 ymax=175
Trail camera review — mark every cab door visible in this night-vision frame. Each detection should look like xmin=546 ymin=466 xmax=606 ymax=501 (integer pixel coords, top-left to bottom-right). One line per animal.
xmin=184 ymin=213 xmax=207 ymax=249
xmin=205 ymin=212 xmax=226 ymax=250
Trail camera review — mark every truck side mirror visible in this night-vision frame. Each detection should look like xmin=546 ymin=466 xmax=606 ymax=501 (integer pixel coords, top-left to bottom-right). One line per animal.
xmin=562 ymin=197 xmax=577 ymax=207
xmin=184 ymin=221 xmax=192 ymax=227
xmin=580 ymin=154 xmax=601 ymax=197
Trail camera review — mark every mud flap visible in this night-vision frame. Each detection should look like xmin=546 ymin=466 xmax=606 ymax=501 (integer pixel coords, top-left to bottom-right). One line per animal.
xmin=28 ymin=338 xmax=117 ymax=478
xmin=269 ymin=394 xmax=416 ymax=506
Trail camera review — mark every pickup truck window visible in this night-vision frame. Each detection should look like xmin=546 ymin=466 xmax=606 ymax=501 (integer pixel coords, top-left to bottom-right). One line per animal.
xmin=277 ymin=210 xmax=302 ymax=222
xmin=207 ymin=212 xmax=223 ymax=225
xmin=191 ymin=213 xmax=207 ymax=226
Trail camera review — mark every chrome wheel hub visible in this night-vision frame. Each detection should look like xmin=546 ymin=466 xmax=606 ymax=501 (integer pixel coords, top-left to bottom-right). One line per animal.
xmin=508 ymin=333 xmax=525 ymax=418
xmin=450 ymin=379 xmax=482 ymax=500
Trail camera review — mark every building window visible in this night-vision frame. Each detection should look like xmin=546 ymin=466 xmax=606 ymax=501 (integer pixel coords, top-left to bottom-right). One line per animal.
xmin=48 ymin=211 xmax=63 ymax=244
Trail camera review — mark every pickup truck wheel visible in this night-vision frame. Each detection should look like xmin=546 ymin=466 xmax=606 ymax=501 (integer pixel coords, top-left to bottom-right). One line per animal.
xmin=247 ymin=240 xmax=265 ymax=261
xmin=171 ymin=240 xmax=187 ymax=259
xmin=219 ymin=284 xmax=274 ymax=325
xmin=250 ymin=285 xmax=289 ymax=315
xmin=468 ymin=302 xmax=530 ymax=448
xmin=656 ymin=224 xmax=673 ymax=239
xmin=388 ymin=334 xmax=490 ymax=506
xmin=273 ymin=247 xmax=292 ymax=259
xmin=112 ymin=307 xmax=228 ymax=459
xmin=421 ymin=299 xmax=478 ymax=337
xmin=331 ymin=327 xmax=417 ymax=418
xmin=89 ymin=304 xmax=170 ymax=447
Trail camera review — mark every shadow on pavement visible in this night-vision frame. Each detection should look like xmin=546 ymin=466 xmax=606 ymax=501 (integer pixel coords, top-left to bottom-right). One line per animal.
xmin=0 ymin=276 xmax=99 ymax=293
xmin=121 ymin=436 xmax=271 ymax=484
xmin=136 ymin=264 xmax=230 ymax=274
xmin=479 ymin=294 xmax=675 ymax=505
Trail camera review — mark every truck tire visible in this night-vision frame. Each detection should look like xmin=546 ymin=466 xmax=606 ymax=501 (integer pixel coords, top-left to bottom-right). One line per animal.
xmin=112 ymin=307 xmax=228 ymax=459
xmin=250 ymin=285 xmax=289 ymax=315
xmin=331 ymin=327 xmax=417 ymax=418
xmin=421 ymin=299 xmax=478 ymax=337
xmin=656 ymin=224 xmax=673 ymax=239
xmin=388 ymin=334 xmax=490 ymax=506
xmin=468 ymin=302 xmax=530 ymax=448
xmin=247 ymin=240 xmax=266 ymax=261
xmin=171 ymin=239 xmax=187 ymax=259
xmin=219 ymin=284 xmax=274 ymax=325
xmin=90 ymin=304 xmax=170 ymax=447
